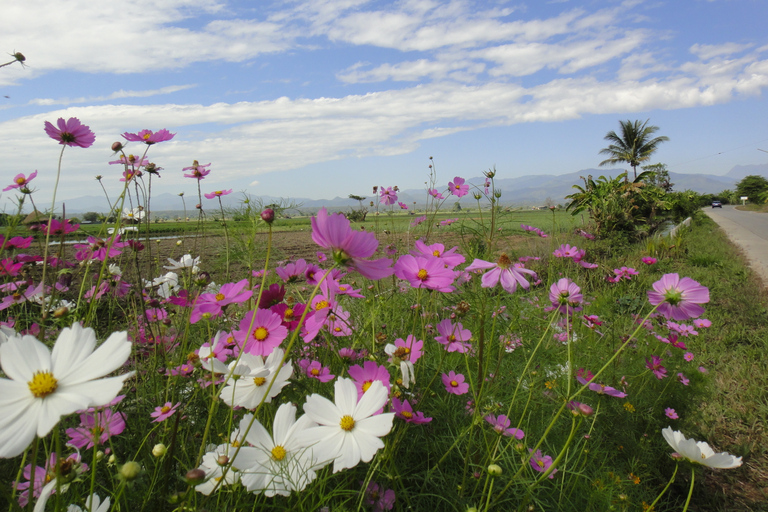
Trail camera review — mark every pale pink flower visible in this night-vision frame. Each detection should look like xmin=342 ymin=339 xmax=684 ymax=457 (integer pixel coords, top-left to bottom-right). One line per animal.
xmin=465 ymin=254 xmax=536 ymax=294
xmin=151 ymin=402 xmax=180 ymax=422
xmin=647 ymin=273 xmax=709 ymax=321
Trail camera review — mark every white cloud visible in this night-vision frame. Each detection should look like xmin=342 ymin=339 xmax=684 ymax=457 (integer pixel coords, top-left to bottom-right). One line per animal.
xmin=690 ymin=42 xmax=754 ymax=60
xmin=29 ymin=85 xmax=197 ymax=106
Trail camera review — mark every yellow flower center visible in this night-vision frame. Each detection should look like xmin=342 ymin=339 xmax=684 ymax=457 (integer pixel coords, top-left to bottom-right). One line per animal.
xmin=450 ymin=380 xmax=458 ymax=387
xmin=215 ymin=190 xmax=222 ymax=195
xmin=215 ymin=293 xmax=225 ymax=301
xmin=271 ymin=445 xmax=287 ymax=461
xmin=15 ymin=176 xmax=25 ymax=184
xmin=497 ymin=253 xmax=512 ymax=269
xmin=432 ymin=250 xmax=441 ymax=257
xmin=161 ymin=405 xmax=171 ymax=414
xmin=142 ymin=133 xmax=151 ymax=140
xmin=537 ymin=460 xmax=545 ymax=469
xmin=340 ymin=415 xmax=355 ymax=431
xmin=315 ymin=300 xmax=329 ymax=311
xmin=253 ymin=377 xmax=266 ymax=386
xmin=284 ymin=308 xmax=294 ymax=320
xmin=448 ymin=335 xmax=456 ymax=342
xmin=362 ymin=380 xmax=372 ymax=392
xmin=253 ymin=327 xmax=269 ymax=341
xmin=310 ymin=368 xmax=320 ymax=376
xmin=401 ymin=411 xmax=413 ymax=419
xmin=28 ymin=371 xmax=58 ymax=398
xmin=417 ymin=269 xmax=428 ymax=281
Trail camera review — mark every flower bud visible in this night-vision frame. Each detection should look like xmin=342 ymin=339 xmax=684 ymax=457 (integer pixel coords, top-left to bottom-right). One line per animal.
xmin=53 ymin=306 xmax=69 ymax=318
xmin=96 ymin=451 xmax=104 ymax=461
xmin=260 ymin=208 xmax=275 ymax=224
xmin=152 ymin=444 xmax=167 ymax=457
xmin=185 ymin=468 xmax=206 ymax=485
xmin=217 ymin=455 xmax=229 ymax=466
xmin=487 ymin=464 xmax=502 ymax=476
xmin=111 ymin=142 xmax=123 ymax=152
xmin=108 ymin=454 xmax=116 ymax=465
xmin=119 ymin=461 xmax=141 ymax=481
xmin=176 ymin=240 xmax=182 ymax=246
xmin=14 ymin=52 xmax=26 ymax=62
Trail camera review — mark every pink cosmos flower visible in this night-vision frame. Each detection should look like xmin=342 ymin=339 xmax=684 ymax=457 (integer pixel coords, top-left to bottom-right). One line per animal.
xmin=611 ymin=267 xmax=639 ymax=281
xmin=275 ymin=259 xmax=309 ymax=283
xmin=448 ymin=176 xmax=469 ymax=197
xmin=484 ymin=414 xmax=524 ymax=438
xmin=398 ymin=201 xmax=408 ymax=210
xmin=394 ymin=254 xmax=456 ymax=292
xmin=646 ymin=355 xmax=667 ymax=379
xmin=530 ymin=449 xmax=557 ymax=478
xmin=647 ymin=273 xmax=709 ymax=321
xmin=521 ymin=224 xmax=547 ymax=238
xmin=191 ymin=279 xmax=253 ymax=323
xmin=15 ymin=453 xmax=85 ymax=507
xmin=576 ymin=370 xmax=627 ymax=398
xmin=379 ymin=186 xmax=398 ymax=205
xmin=204 ymin=189 xmax=233 ymax=199
xmin=348 ymin=361 xmax=391 ymax=401
xmin=435 ymin=318 xmax=472 ymax=353
xmin=411 ymin=240 xmax=466 ymax=269
xmin=442 ymin=371 xmax=469 ymax=395
xmin=665 ymin=408 xmax=679 ymax=420
xmin=684 ymin=352 xmax=694 ymax=362
xmin=4 ymin=171 xmax=37 ymax=192
xmin=439 ymin=218 xmax=458 ymax=226
xmin=363 ymin=481 xmax=396 ymax=512
xmin=411 ymin=215 xmax=427 ymax=227
xmin=391 ymin=397 xmax=432 ymax=424
xmin=389 ymin=335 xmax=423 ymax=363
xmin=577 ymin=229 xmax=595 ymax=240
xmin=299 ymin=359 xmax=335 ymax=383
xmin=548 ymin=278 xmax=584 ymax=314
xmin=553 ymin=244 xmax=580 ymax=258
xmin=74 ymin=235 xmax=129 ymax=261
xmin=235 ymin=308 xmax=288 ymax=356
xmin=642 ymin=257 xmax=658 ymax=265
xmin=677 ymin=373 xmax=690 ymax=386
xmin=183 ymin=161 xmax=212 ymax=180
xmin=44 ymin=117 xmax=95 ymax=148
xmin=151 ymin=402 xmax=180 ymax=422
xmin=122 ymin=128 xmax=175 ymax=145
xmin=428 ymin=188 xmax=445 ymax=200
xmin=465 ymin=254 xmax=537 ymax=294
xmin=311 ymin=207 xmax=393 ymax=280
xmin=40 ymin=218 xmax=80 ymax=236
xmin=66 ymin=408 xmax=126 ymax=449
xmin=693 ymin=318 xmax=712 ymax=328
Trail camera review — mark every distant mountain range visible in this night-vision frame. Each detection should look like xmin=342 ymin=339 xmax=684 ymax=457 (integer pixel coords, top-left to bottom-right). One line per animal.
xmin=52 ymin=163 xmax=768 ymax=215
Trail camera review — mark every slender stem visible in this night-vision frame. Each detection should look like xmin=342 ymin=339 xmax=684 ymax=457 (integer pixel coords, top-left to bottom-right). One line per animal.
xmin=39 ymin=145 xmax=67 ymax=320
xmin=646 ymin=463 xmax=678 ymax=511
xmin=682 ymin=465 xmax=695 ymax=512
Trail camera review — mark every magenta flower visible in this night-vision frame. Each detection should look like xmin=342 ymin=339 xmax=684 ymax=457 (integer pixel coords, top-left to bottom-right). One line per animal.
xmin=439 ymin=218 xmax=458 ymax=226
xmin=4 ymin=171 xmax=37 ymax=192
xmin=204 ymin=189 xmax=233 ymax=199
xmin=311 ymin=207 xmax=393 ymax=280
xmin=448 ymin=176 xmax=469 ymax=197
xmin=389 ymin=335 xmax=423 ymax=363
xmin=66 ymin=408 xmax=126 ymax=449
xmin=44 ymin=117 xmax=95 ymax=148
xmin=530 ymin=449 xmax=557 ymax=478
xmin=398 ymin=201 xmax=408 ymax=210
xmin=182 ymin=161 xmax=212 ymax=180
xmin=299 ymin=359 xmax=335 ymax=383
xmin=677 ymin=373 xmax=690 ymax=386
xmin=363 ymin=481 xmax=396 ymax=512
xmin=693 ymin=318 xmax=712 ymax=328
xmin=647 ymin=273 xmax=709 ymax=321
xmin=379 ymin=186 xmax=398 ymax=205
xmin=442 ymin=371 xmax=469 ymax=395
xmin=394 ymin=254 xmax=456 ymax=292
xmin=484 ymin=414 xmax=524 ymax=438
xmin=684 ymin=352 xmax=694 ymax=362
xmin=435 ymin=318 xmax=472 ymax=353
xmin=665 ymin=407 xmax=679 ymax=420
xmin=465 ymin=254 xmax=537 ymax=294
xmin=646 ymin=355 xmax=667 ymax=379
xmin=190 ymin=279 xmax=252 ymax=323
xmin=41 ymin=218 xmax=80 ymax=236
xmin=235 ymin=308 xmax=288 ymax=356
xmin=548 ymin=278 xmax=584 ymax=314
xmin=576 ymin=371 xmax=627 ymax=398
xmin=521 ymin=224 xmax=547 ymax=238
xmin=411 ymin=215 xmax=427 ymax=227
xmin=428 ymin=188 xmax=445 ymax=200
xmin=642 ymin=257 xmax=658 ymax=265
xmin=348 ymin=361 xmax=391 ymax=400
xmin=122 ymin=128 xmax=175 ymax=145
xmin=411 ymin=240 xmax=465 ymax=269
xmin=611 ymin=267 xmax=639 ymax=281
xmin=391 ymin=397 xmax=432 ymax=424
xmin=553 ymin=244 xmax=580 ymax=258
xmin=151 ymin=402 xmax=180 ymax=423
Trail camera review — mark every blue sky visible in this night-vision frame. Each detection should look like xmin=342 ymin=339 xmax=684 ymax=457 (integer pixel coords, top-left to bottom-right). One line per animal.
xmin=1 ymin=0 xmax=767 ymax=210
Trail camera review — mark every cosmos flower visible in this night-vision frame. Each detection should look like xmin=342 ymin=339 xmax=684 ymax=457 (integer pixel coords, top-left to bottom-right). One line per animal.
xmin=435 ymin=319 xmax=472 ymax=353
xmin=300 ymin=378 xmax=394 ymax=473
xmin=44 ymin=117 xmax=95 ymax=148
xmin=484 ymin=414 xmax=524 ymax=439
xmin=66 ymin=408 xmax=126 ymax=449
xmin=410 ymin=240 xmax=465 ymax=269
xmin=646 ymin=356 xmax=667 ymax=379
xmin=121 ymin=128 xmax=175 ymax=145
xmin=232 ymin=404 xmax=320 ymax=496
xmin=442 ymin=371 xmax=469 ymax=395
xmin=665 ymin=408 xmax=679 ymax=420
xmin=363 ymin=481 xmax=396 ymax=512
xmin=299 ymin=359 xmax=335 ymax=383
xmin=195 ymin=442 xmax=241 ymax=495
xmin=348 ymin=361 xmax=391 ymax=403
xmin=182 ymin=161 xmax=212 ymax=180
xmin=428 ymin=188 xmax=445 ymax=200
xmin=394 ymin=254 xmax=456 ymax=292
xmin=234 ymin=308 xmax=288 ymax=356
xmin=0 ymin=323 xmax=133 ymax=458
xmin=379 ymin=186 xmax=398 ymax=205
xmin=548 ymin=278 xmax=584 ymax=314
xmin=4 ymin=171 xmax=37 ymax=192
xmin=311 ymin=207 xmax=393 ymax=280
xmin=150 ymin=402 xmax=180 ymax=423
xmin=647 ymin=273 xmax=709 ymax=321
xmin=220 ymin=349 xmax=293 ymax=409
xmin=661 ymin=427 xmax=742 ymax=468
xmin=448 ymin=177 xmax=469 ymax=197
xmin=466 ymin=254 xmax=537 ymax=294
xmin=642 ymin=257 xmax=658 ymax=265
xmin=530 ymin=449 xmax=557 ymax=478
xmin=391 ymin=397 xmax=431 ymax=424
xmin=204 ymin=189 xmax=233 ymax=199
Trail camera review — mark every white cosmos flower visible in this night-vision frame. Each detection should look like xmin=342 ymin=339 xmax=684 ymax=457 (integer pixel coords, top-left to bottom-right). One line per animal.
xmin=65 ymin=493 xmax=110 ymax=512
xmin=220 ymin=349 xmax=292 ymax=409
xmin=195 ymin=443 xmax=241 ymax=495
xmin=232 ymin=404 xmax=320 ymax=496
xmin=300 ymin=378 xmax=394 ymax=473
xmin=0 ymin=323 xmax=133 ymax=458
xmin=164 ymin=254 xmax=200 ymax=271
xmin=662 ymin=427 xmax=742 ymax=469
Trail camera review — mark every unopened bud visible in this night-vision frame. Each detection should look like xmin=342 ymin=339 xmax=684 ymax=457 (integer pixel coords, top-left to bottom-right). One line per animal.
xmin=52 ymin=306 xmax=69 ymax=318
xmin=487 ymin=464 xmax=502 ymax=476
xmin=216 ymin=455 xmax=229 ymax=466
xmin=185 ymin=468 xmax=206 ymax=485
xmin=260 ymin=208 xmax=275 ymax=224
xmin=111 ymin=142 xmax=123 ymax=152
xmin=152 ymin=444 xmax=167 ymax=457
xmin=14 ymin=52 xmax=25 ymax=62
xmin=119 ymin=461 xmax=141 ymax=481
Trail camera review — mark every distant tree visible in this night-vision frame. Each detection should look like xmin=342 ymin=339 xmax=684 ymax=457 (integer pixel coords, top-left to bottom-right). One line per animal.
xmin=599 ymin=119 xmax=669 ymax=180
xmin=347 ymin=194 xmax=368 ymax=222
xmin=641 ymin=163 xmax=674 ymax=192
xmin=736 ymin=175 xmax=768 ymax=202
xmin=453 ymin=202 xmax=462 ymax=212
xmin=82 ymin=211 xmax=100 ymax=223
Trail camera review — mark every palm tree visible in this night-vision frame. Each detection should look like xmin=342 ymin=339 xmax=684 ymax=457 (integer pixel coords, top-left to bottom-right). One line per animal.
xmin=599 ymin=119 xmax=669 ymax=179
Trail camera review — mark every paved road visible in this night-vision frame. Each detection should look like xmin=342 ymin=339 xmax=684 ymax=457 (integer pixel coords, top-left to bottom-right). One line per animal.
xmin=704 ymin=205 xmax=768 ymax=285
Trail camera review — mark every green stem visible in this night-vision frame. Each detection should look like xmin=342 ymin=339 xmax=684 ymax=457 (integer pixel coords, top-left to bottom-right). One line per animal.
xmin=646 ymin=463 xmax=678 ymax=511
xmin=682 ymin=465 xmax=695 ymax=512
